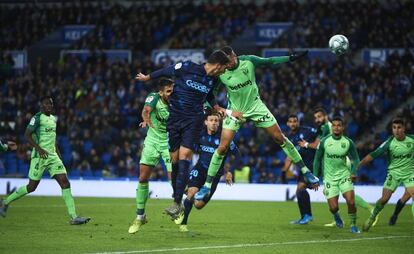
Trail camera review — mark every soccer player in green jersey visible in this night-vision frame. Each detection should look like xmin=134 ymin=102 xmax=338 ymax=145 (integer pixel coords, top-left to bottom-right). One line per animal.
xmin=389 ymin=190 xmax=410 ymax=225
xmin=299 ymin=107 xmax=378 ymax=226
xmin=0 ymin=97 xmax=90 ymax=225
xmin=360 ymin=118 xmax=414 ymax=232
xmin=0 ymin=140 xmax=17 ymax=153
xmin=313 ymin=116 xmax=361 ymax=233
xmin=195 ymin=46 xmax=320 ymax=200
xmin=128 ymin=78 xmax=174 ymax=234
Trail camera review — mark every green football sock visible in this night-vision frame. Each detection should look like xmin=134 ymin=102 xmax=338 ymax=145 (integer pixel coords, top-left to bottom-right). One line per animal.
xmin=355 ymin=195 xmax=372 ymax=211
xmin=349 ymin=213 xmax=357 ymax=227
xmin=205 ymin=151 xmax=224 ymax=188
xmin=281 ymin=139 xmax=309 ymax=173
xmin=136 ymin=182 xmax=149 ymax=215
xmin=5 ymin=185 xmax=28 ymax=205
xmin=62 ymin=188 xmax=77 ymax=219
xmin=371 ymin=200 xmax=384 ymax=220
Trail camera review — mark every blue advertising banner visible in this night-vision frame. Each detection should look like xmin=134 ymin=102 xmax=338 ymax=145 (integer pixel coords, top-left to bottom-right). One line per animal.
xmin=362 ymin=48 xmax=413 ymax=66
xmin=4 ymin=50 xmax=27 ymax=69
xmin=255 ymin=22 xmax=292 ymax=46
xmin=151 ymin=49 xmax=205 ymax=65
xmin=263 ymin=48 xmax=337 ymax=62
xmin=62 ymin=25 xmax=95 ymax=43
xmin=60 ymin=50 xmax=131 ymax=64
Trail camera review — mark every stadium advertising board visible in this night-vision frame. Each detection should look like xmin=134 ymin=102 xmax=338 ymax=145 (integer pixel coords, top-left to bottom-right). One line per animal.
xmin=62 ymin=25 xmax=95 ymax=43
xmin=362 ymin=48 xmax=414 ymax=66
xmin=0 ymin=178 xmax=407 ymax=204
xmin=255 ymin=22 xmax=292 ymax=46
xmin=151 ymin=49 xmax=205 ymax=65
xmin=4 ymin=51 xmax=27 ymax=69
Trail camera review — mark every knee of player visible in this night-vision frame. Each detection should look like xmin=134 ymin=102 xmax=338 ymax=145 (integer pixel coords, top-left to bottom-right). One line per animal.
xmin=194 ymin=200 xmax=205 ymax=209
xmin=26 ymin=184 xmax=37 ymax=193
xmin=217 ymin=145 xmax=229 ymax=155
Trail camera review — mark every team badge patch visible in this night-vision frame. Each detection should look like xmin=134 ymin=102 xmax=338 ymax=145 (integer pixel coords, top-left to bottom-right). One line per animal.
xmin=145 ymin=96 xmax=154 ymax=103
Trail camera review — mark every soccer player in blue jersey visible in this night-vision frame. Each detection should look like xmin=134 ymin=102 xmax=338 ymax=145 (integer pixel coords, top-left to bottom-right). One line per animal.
xmin=174 ymin=108 xmax=239 ymax=232
xmin=135 ymin=50 xmax=230 ymax=218
xmin=284 ymin=114 xmax=318 ymax=225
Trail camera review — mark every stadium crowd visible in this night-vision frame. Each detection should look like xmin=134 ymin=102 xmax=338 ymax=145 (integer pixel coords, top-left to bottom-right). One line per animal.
xmin=1 ymin=0 xmax=413 ymax=184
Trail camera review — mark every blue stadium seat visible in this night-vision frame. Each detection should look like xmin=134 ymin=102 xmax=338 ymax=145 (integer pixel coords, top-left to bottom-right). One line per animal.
xmin=83 ymin=141 xmax=93 ymax=153
xmin=93 ymin=170 xmax=103 ymax=177
xmin=69 ymin=168 xmax=81 ymax=177
xmin=82 ymin=169 xmax=93 ymax=177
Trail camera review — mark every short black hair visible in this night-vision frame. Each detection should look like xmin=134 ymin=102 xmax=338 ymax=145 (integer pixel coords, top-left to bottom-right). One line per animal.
xmin=207 ymin=50 xmax=230 ymax=65
xmin=39 ymin=96 xmax=52 ymax=103
xmin=157 ymin=78 xmax=174 ymax=90
xmin=287 ymin=114 xmax=298 ymax=120
xmin=314 ymin=107 xmax=327 ymax=115
xmin=204 ymin=107 xmax=221 ymax=120
xmin=221 ymin=46 xmax=234 ymax=56
xmin=392 ymin=117 xmax=405 ymax=126
xmin=332 ymin=116 xmax=344 ymax=124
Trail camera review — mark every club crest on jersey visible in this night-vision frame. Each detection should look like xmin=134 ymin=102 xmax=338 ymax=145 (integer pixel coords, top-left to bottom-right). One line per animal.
xmin=145 ymin=96 xmax=154 ymax=103
xmin=174 ymin=62 xmax=182 ymax=70
xmin=242 ymin=68 xmax=248 ymax=76
xmin=407 ymin=143 xmax=412 ymax=148
xmin=214 ymin=139 xmax=220 ymax=145
xmin=341 ymin=142 xmax=346 ymax=148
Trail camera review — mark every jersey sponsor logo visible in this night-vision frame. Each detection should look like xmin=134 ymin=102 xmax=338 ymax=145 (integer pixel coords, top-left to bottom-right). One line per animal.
xmin=200 ymin=145 xmax=215 ymax=153
xmin=145 ymin=96 xmax=154 ymax=103
xmin=228 ymin=80 xmax=252 ymax=91
xmin=185 ymin=80 xmax=210 ymax=93
xmin=392 ymin=153 xmax=413 ymax=160
xmin=29 ymin=117 xmax=36 ymax=126
xmin=326 ymin=153 xmax=346 ymax=159
xmin=45 ymin=127 xmax=56 ymax=132
xmin=174 ymin=62 xmax=182 ymax=70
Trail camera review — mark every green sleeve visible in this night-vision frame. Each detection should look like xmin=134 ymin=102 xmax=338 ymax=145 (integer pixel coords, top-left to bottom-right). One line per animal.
xmin=26 ymin=112 xmax=41 ymax=132
xmin=144 ymin=92 xmax=160 ymax=109
xmin=347 ymin=138 xmax=360 ymax=174
xmin=370 ymin=137 xmax=392 ymax=158
xmin=313 ymin=137 xmax=326 ymax=176
xmin=406 ymin=134 xmax=414 ymax=140
xmin=321 ymin=124 xmax=331 ymax=138
xmin=0 ymin=140 xmax=8 ymax=152
xmin=239 ymin=55 xmax=289 ymax=68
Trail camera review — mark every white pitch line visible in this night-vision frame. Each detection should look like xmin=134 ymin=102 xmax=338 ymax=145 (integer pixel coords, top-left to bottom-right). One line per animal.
xmin=91 ymin=235 xmax=413 ymax=254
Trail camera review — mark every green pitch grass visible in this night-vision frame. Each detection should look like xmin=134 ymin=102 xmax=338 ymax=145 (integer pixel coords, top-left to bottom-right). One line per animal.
xmin=0 ymin=196 xmax=413 ymax=254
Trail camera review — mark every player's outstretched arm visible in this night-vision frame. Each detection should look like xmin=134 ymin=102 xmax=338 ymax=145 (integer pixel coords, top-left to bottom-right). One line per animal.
xmin=240 ymin=50 xmax=308 ymax=68
xmin=135 ymin=73 xmax=150 ymax=82
xmin=358 ymin=154 xmax=374 ymax=169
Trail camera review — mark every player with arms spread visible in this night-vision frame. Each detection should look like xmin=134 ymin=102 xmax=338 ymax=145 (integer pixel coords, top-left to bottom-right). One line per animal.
xmin=0 ymin=97 xmax=90 ymax=225
xmin=313 ymin=117 xmax=361 ymax=233
xmin=196 ymin=46 xmax=319 ymax=200
xmin=128 ymin=78 xmax=174 ymax=234
xmin=359 ymin=118 xmax=414 ymax=231
xmin=135 ymin=50 xmax=230 ymax=219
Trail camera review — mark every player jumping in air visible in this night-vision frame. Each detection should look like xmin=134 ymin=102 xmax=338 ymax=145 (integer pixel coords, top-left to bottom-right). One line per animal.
xmin=359 ymin=118 xmax=414 ymax=232
xmin=313 ymin=116 xmax=361 ymax=233
xmin=196 ymin=46 xmax=319 ymax=200
xmin=0 ymin=97 xmax=90 ymax=225
xmin=128 ymin=78 xmax=174 ymax=234
xmin=135 ymin=50 xmax=230 ymax=219
xmin=174 ymin=108 xmax=238 ymax=232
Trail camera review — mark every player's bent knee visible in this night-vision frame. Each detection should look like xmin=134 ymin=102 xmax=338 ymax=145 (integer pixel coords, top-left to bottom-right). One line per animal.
xmin=194 ymin=200 xmax=205 ymax=209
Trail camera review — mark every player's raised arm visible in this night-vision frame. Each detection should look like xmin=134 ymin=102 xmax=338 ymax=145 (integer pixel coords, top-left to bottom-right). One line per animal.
xmin=239 ymin=51 xmax=308 ymax=68
xmin=136 ymin=62 xmax=188 ymax=82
